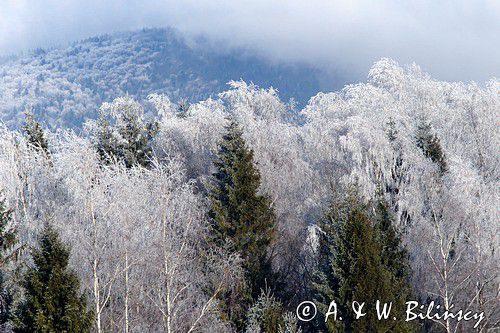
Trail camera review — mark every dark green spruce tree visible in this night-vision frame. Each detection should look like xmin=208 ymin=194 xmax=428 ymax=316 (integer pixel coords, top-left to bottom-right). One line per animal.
xmin=23 ymin=110 xmax=49 ymax=153
xmin=415 ymin=117 xmax=447 ymax=174
xmin=95 ymin=106 xmax=158 ymax=168
xmin=14 ymin=224 xmax=92 ymax=333
xmin=313 ymin=187 xmax=415 ymax=333
xmin=209 ymin=119 xmax=277 ymax=330
xmin=372 ymin=189 xmax=416 ymax=333
xmin=373 ymin=188 xmax=411 ymax=283
xmin=0 ymin=194 xmax=16 ymax=330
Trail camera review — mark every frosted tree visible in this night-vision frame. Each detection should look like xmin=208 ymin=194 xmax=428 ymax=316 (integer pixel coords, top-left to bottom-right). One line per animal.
xmin=45 ymin=132 xmax=244 ymax=332
xmin=87 ymin=96 xmax=158 ymax=168
xmin=44 ymin=133 xmax=126 ymax=332
xmin=22 ymin=109 xmax=49 ymax=154
xmin=0 ymin=192 xmax=16 ymax=331
xmin=220 ymin=82 xmax=316 ymax=303
xmin=245 ymin=289 xmax=284 ymax=333
xmin=415 ymin=116 xmax=447 ymax=174
xmin=129 ymin=159 xmax=242 ymax=333
xmin=0 ymin=57 xmax=496 ymax=332
xmin=149 ymin=93 xmax=227 ymax=179
xmin=177 ymin=97 xmax=190 ymax=118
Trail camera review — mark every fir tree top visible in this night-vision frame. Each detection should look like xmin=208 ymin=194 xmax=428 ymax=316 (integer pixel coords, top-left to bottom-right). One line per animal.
xmin=14 ymin=224 xmax=92 ymax=333
xmin=210 ymin=119 xmax=276 ymax=258
xmin=22 ymin=110 xmax=49 ymax=153
xmin=415 ymin=117 xmax=447 ymax=174
xmin=209 ymin=119 xmax=277 ymax=329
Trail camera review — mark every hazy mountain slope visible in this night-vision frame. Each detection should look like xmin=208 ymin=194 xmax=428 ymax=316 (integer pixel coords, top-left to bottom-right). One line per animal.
xmin=0 ymin=28 xmax=328 ymax=128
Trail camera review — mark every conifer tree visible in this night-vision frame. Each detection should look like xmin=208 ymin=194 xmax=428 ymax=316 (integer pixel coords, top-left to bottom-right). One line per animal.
xmin=95 ymin=112 xmax=116 ymax=164
xmin=177 ymin=98 xmax=190 ymax=118
xmin=372 ymin=191 xmax=416 ymax=332
xmin=22 ymin=110 xmax=49 ymax=153
xmin=0 ymin=194 xmax=16 ymax=330
xmin=209 ymin=119 xmax=277 ymax=329
xmin=94 ymin=98 xmax=158 ymax=168
xmin=245 ymin=289 xmax=284 ymax=333
xmin=415 ymin=117 xmax=447 ymax=174
xmin=373 ymin=190 xmax=411 ymax=282
xmin=117 ymin=112 xmax=158 ymax=168
xmin=14 ymin=224 xmax=92 ymax=333
xmin=313 ymin=188 xmax=415 ymax=332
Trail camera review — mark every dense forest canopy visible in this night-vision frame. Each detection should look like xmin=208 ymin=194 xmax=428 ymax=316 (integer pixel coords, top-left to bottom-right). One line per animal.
xmin=0 ymin=58 xmax=498 ymax=332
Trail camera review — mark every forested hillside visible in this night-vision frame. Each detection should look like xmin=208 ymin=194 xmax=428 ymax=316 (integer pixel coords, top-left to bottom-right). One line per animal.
xmin=0 ymin=28 xmax=325 ymax=129
xmin=0 ymin=59 xmax=498 ymax=332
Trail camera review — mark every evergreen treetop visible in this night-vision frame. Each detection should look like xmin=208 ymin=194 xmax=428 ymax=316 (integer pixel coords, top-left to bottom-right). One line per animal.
xmin=372 ymin=189 xmax=411 ymax=281
xmin=415 ymin=117 xmax=447 ymax=174
xmin=313 ymin=187 xmax=416 ymax=333
xmin=210 ymin=119 xmax=276 ymax=291
xmin=94 ymin=97 xmax=158 ymax=168
xmin=14 ymin=224 xmax=92 ymax=333
xmin=209 ymin=119 xmax=277 ymax=330
xmin=177 ymin=98 xmax=190 ymax=118
xmin=22 ymin=110 xmax=49 ymax=153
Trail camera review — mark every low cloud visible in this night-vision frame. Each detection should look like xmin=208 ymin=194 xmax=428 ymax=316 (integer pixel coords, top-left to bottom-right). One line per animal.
xmin=1 ymin=0 xmax=499 ymax=83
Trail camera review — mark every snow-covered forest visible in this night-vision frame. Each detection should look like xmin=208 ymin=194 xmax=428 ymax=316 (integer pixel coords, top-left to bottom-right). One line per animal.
xmin=0 ymin=28 xmax=324 ymax=129
xmin=0 ymin=58 xmax=498 ymax=332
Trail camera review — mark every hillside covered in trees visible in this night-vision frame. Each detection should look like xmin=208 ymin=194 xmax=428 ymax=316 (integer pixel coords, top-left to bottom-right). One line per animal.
xmin=0 ymin=59 xmax=498 ymax=332
xmin=0 ymin=28 xmax=328 ymax=129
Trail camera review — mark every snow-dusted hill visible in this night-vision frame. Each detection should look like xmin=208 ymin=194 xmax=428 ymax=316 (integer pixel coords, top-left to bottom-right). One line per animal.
xmin=0 ymin=28 xmax=329 ymax=128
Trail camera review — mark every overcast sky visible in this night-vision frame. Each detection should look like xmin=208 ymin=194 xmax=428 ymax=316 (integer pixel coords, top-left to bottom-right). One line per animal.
xmin=1 ymin=0 xmax=499 ymax=83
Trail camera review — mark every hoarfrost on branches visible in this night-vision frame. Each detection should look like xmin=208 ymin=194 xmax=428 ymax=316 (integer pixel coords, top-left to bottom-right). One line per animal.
xmin=0 ymin=58 xmax=498 ymax=332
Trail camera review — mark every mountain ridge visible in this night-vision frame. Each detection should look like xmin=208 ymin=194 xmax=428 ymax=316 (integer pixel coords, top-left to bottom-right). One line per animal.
xmin=0 ymin=27 xmax=334 ymax=129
